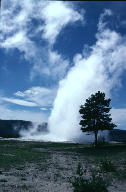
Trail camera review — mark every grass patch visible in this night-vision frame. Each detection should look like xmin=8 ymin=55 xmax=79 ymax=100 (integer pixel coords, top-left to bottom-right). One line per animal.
xmin=1 ymin=140 xmax=126 ymax=171
xmin=0 ymin=140 xmax=50 ymax=170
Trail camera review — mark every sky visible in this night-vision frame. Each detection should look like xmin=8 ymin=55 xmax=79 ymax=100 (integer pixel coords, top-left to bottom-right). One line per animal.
xmin=0 ymin=1 xmax=126 ymax=136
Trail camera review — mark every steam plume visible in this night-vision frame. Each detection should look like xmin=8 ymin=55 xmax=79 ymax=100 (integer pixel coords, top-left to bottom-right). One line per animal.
xmin=48 ymin=20 xmax=126 ymax=141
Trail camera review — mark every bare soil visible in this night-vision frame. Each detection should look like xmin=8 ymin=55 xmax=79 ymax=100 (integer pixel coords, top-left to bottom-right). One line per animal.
xmin=0 ymin=140 xmax=126 ymax=192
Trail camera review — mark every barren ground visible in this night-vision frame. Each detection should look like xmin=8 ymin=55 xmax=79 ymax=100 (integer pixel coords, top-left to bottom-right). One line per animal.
xmin=0 ymin=140 xmax=126 ymax=192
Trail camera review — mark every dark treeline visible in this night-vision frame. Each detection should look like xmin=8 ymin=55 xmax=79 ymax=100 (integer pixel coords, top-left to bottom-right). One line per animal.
xmin=109 ymin=129 xmax=126 ymax=142
xmin=0 ymin=120 xmax=32 ymax=138
xmin=0 ymin=120 xmax=48 ymax=138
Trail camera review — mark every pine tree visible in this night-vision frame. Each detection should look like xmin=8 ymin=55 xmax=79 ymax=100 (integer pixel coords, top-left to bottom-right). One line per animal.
xmin=79 ymin=91 xmax=116 ymax=146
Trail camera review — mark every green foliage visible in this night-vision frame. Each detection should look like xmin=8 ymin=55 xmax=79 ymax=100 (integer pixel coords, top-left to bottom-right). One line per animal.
xmin=79 ymin=91 xmax=116 ymax=146
xmin=70 ymin=163 xmax=109 ymax=192
xmin=0 ymin=140 xmax=50 ymax=170
xmin=100 ymin=159 xmax=116 ymax=172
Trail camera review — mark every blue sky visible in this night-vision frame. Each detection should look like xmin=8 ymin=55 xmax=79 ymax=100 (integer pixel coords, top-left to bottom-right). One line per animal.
xmin=0 ymin=1 xmax=126 ymax=131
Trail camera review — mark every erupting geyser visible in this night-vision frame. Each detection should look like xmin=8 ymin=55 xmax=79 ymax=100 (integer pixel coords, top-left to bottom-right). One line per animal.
xmin=48 ymin=28 xmax=126 ymax=141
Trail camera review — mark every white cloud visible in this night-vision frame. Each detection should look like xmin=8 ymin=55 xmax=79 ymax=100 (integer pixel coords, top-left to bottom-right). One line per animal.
xmin=15 ymin=91 xmax=25 ymax=97
xmin=0 ymin=0 xmax=37 ymax=60
xmin=1 ymin=97 xmax=38 ymax=107
xmin=47 ymin=50 xmax=69 ymax=78
xmin=40 ymin=107 xmax=48 ymax=111
xmin=40 ymin=1 xmax=84 ymax=44
xmin=0 ymin=0 xmax=84 ymax=80
xmin=0 ymin=104 xmax=47 ymax=122
xmin=111 ymin=108 xmax=126 ymax=123
xmin=0 ymin=31 xmax=36 ymax=61
xmin=14 ymin=86 xmax=57 ymax=107
xmin=30 ymin=50 xmax=69 ymax=80
xmin=98 ymin=9 xmax=113 ymax=31
xmin=111 ymin=108 xmax=126 ymax=130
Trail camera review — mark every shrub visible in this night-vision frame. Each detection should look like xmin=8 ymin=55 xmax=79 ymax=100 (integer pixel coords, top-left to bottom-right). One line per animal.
xmin=0 ymin=170 xmax=2 ymax=174
xmin=0 ymin=179 xmax=8 ymax=182
xmin=70 ymin=163 xmax=109 ymax=192
xmin=76 ymin=162 xmax=84 ymax=176
xmin=100 ymin=159 xmax=116 ymax=172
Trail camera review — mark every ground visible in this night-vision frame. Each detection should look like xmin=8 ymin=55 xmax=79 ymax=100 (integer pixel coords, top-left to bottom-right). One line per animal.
xmin=0 ymin=140 xmax=126 ymax=192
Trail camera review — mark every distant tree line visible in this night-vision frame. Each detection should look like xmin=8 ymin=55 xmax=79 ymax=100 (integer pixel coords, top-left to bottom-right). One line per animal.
xmin=0 ymin=120 xmax=48 ymax=138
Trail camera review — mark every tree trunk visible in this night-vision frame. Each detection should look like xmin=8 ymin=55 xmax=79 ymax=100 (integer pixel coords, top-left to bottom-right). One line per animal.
xmin=94 ymin=131 xmax=98 ymax=147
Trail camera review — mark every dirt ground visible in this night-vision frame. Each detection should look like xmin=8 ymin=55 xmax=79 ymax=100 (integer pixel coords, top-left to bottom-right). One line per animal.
xmin=1 ymin=150 xmax=80 ymax=192
xmin=0 ymin=140 xmax=126 ymax=192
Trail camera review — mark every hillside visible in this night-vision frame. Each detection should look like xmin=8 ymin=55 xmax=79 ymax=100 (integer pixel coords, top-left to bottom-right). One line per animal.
xmin=109 ymin=129 xmax=126 ymax=142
